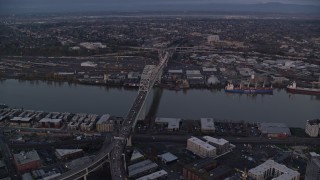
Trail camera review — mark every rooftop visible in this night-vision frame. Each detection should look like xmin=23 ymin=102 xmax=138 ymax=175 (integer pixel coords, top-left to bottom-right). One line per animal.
xmin=14 ymin=150 xmax=40 ymax=165
xmin=96 ymin=114 xmax=111 ymax=124
xmin=136 ymin=170 xmax=168 ymax=180
xmin=158 ymin=152 xmax=178 ymax=163
xmin=39 ymin=118 xmax=62 ymax=123
xmin=55 ymin=149 xmax=83 ymax=158
xmin=188 ymin=137 xmax=216 ymax=151
xmin=131 ymin=149 xmax=144 ymax=162
xmin=258 ymin=123 xmax=291 ymax=135
xmin=155 ymin=117 xmax=181 ymax=129
xmin=11 ymin=117 xmax=32 ymax=122
xmin=249 ymin=160 xmax=299 ymax=179
xmin=203 ymin=136 xmax=229 ymax=146
xmin=128 ymin=160 xmax=158 ymax=177
xmin=200 ymin=118 xmax=215 ymax=131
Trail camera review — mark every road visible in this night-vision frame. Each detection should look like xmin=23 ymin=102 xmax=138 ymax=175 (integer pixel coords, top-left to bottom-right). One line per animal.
xmin=132 ymin=134 xmax=320 ymax=145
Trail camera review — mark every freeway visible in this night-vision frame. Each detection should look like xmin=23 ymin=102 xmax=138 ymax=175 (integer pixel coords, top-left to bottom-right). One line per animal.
xmin=132 ymin=134 xmax=320 ymax=145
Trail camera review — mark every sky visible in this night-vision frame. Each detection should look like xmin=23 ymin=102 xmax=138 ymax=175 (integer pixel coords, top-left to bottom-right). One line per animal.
xmin=0 ymin=0 xmax=319 ymax=15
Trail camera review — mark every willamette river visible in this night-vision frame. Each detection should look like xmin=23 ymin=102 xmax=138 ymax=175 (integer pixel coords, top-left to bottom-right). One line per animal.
xmin=1 ymin=79 xmax=320 ymax=128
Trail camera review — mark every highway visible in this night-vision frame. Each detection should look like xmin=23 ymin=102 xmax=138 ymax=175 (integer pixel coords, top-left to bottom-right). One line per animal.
xmin=54 ymin=50 xmax=170 ymax=180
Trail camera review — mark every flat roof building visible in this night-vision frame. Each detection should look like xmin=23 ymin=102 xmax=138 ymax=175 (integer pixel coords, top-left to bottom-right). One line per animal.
xmin=158 ymin=152 xmax=178 ymax=164
xmin=258 ymin=123 xmax=291 ymax=138
xmin=128 ymin=160 xmax=158 ymax=178
xmin=203 ymin=136 xmax=230 ymax=154
xmin=39 ymin=118 xmax=62 ymax=129
xmin=96 ymin=114 xmax=113 ymax=132
xmin=14 ymin=150 xmax=41 ymax=172
xmin=55 ymin=149 xmax=84 ymax=160
xmin=155 ymin=117 xmax=181 ymax=131
xmin=248 ymin=160 xmax=300 ymax=180
xmin=187 ymin=137 xmax=216 ymax=158
xmin=200 ymin=118 xmax=215 ymax=133
xmin=136 ymin=170 xmax=168 ymax=180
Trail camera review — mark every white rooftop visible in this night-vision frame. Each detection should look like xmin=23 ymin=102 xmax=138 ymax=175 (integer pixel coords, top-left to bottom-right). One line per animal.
xmin=96 ymin=114 xmax=111 ymax=124
xmin=128 ymin=160 xmax=158 ymax=177
xmin=56 ymin=149 xmax=83 ymax=157
xmin=168 ymin=69 xmax=183 ymax=74
xmin=11 ymin=117 xmax=32 ymax=122
xmin=203 ymin=136 xmax=229 ymax=146
xmin=186 ymin=70 xmax=201 ymax=75
xmin=158 ymin=152 xmax=178 ymax=163
xmin=188 ymin=137 xmax=216 ymax=151
xmin=131 ymin=149 xmax=144 ymax=161
xmin=136 ymin=170 xmax=168 ymax=180
xmin=39 ymin=118 xmax=62 ymax=123
xmin=155 ymin=117 xmax=181 ymax=129
xmin=200 ymin=118 xmax=215 ymax=131
xmin=249 ymin=160 xmax=300 ymax=179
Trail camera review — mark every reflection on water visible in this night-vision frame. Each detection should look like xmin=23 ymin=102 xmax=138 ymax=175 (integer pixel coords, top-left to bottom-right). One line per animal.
xmin=1 ymin=79 xmax=320 ymax=128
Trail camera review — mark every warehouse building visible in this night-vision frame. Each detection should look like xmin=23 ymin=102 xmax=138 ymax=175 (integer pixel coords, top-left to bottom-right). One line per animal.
xmin=10 ymin=117 xmax=33 ymax=127
xmin=14 ymin=150 xmax=41 ymax=172
xmin=248 ymin=160 xmax=300 ymax=180
xmin=136 ymin=170 xmax=168 ymax=180
xmin=200 ymin=118 xmax=215 ymax=133
xmin=39 ymin=118 xmax=62 ymax=128
xmin=258 ymin=123 xmax=291 ymax=138
xmin=55 ymin=149 xmax=84 ymax=160
xmin=128 ymin=159 xmax=158 ymax=178
xmin=155 ymin=117 xmax=181 ymax=131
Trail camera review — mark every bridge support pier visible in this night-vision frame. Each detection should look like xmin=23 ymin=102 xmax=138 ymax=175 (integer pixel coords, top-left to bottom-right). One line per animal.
xmin=126 ymin=136 xmax=132 ymax=146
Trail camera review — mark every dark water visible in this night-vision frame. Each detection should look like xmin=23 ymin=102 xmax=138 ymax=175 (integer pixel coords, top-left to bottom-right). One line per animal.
xmin=1 ymin=79 xmax=320 ymax=128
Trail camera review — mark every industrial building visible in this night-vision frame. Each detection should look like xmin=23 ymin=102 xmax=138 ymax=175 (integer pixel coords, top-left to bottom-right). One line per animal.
xmin=155 ymin=117 xmax=181 ymax=131
xmin=248 ymin=160 xmax=300 ymax=180
xmin=305 ymin=119 xmax=320 ymax=137
xmin=80 ymin=114 xmax=98 ymax=131
xmin=39 ymin=118 xmax=62 ymax=128
xmin=128 ymin=159 xmax=158 ymax=178
xmin=157 ymin=152 xmax=178 ymax=165
xmin=96 ymin=114 xmax=113 ymax=132
xmin=200 ymin=118 xmax=215 ymax=133
xmin=258 ymin=123 xmax=291 ymax=138
xmin=13 ymin=150 xmax=41 ymax=172
xmin=136 ymin=170 xmax=168 ymax=180
xmin=202 ymin=136 xmax=230 ymax=154
xmin=55 ymin=149 xmax=84 ymax=160
xmin=183 ymin=157 xmax=232 ymax=180
xmin=10 ymin=117 xmax=33 ymax=127
xmin=187 ymin=137 xmax=216 ymax=158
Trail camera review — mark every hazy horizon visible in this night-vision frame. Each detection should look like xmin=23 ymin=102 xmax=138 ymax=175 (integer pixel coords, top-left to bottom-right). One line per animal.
xmin=0 ymin=0 xmax=320 ymax=15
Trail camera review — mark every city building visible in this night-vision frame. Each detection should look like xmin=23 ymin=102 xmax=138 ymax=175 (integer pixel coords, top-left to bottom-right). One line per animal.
xmin=128 ymin=159 xmax=158 ymax=178
xmin=305 ymin=156 xmax=320 ymax=180
xmin=157 ymin=152 xmax=178 ymax=165
xmin=96 ymin=114 xmax=113 ymax=132
xmin=202 ymin=136 xmax=230 ymax=154
xmin=55 ymin=149 xmax=84 ymax=160
xmin=39 ymin=118 xmax=62 ymax=128
xmin=183 ymin=157 xmax=232 ymax=180
xmin=187 ymin=137 xmax=216 ymax=158
xmin=248 ymin=160 xmax=300 ymax=180
xmin=65 ymin=156 xmax=95 ymax=170
xmin=10 ymin=117 xmax=33 ymax=127
xmin=207 ymin=35 xmax=220 ymax=44
xmin=305 ymin=119 xmax=320 ymax=137
xmin=136 ymin=170 xmax=168 ymax=180
xmin=258 ymin=123 xmax=291 ymax=138
xmin=200 ymin=118 xmax=215 ymax=133
xmin=13 ymin=150 xmax=41 ymax=172
xmin=155 ymin=117 xmax=181 ymax=131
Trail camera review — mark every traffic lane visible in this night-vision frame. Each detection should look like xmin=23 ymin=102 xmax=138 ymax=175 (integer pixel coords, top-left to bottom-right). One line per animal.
xmin=132 ymin=135 xmax=320 ymax=145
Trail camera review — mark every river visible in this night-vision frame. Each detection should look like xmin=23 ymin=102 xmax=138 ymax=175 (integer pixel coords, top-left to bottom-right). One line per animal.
xmin=1 ymin=79 xmax=320 ymax=128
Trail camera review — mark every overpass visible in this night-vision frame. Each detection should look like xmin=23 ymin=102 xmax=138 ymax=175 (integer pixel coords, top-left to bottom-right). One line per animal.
xmin=53 ymin=49 xmax=172 ymax=180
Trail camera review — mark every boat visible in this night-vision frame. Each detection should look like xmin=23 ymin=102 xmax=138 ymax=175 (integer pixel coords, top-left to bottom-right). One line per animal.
xmin=287 ymin=81 xmax=320 ymax=95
